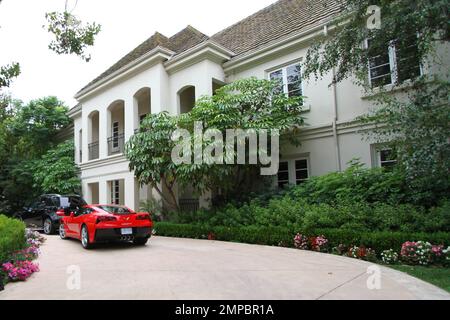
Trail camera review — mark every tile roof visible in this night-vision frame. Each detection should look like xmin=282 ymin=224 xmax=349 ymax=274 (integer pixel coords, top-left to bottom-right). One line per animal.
xmin=211 ymin=0 xmax=341 ymax=57
xmin=78 ymin=26 xmax=208 ymax=93
xmin=77 ymin=0 xmax=341 ymax=96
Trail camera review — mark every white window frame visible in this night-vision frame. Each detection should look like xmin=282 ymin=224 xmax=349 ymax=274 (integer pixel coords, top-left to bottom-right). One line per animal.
xmin=268 ymin=62 xmax=303 ymax=99
xmin=366 ymin=36 xmax=423 ymax=88
xmin=276 ymin=157 xmax=310 ymax=187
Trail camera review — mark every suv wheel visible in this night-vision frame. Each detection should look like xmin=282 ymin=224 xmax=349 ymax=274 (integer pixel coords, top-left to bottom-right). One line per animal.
xmin=43 ymin=218 xmax=54 ymax=235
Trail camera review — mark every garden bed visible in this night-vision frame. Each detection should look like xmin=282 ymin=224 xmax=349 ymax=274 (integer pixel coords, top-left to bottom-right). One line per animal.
xmin=0 ymin=215 xmax=44 ymax=289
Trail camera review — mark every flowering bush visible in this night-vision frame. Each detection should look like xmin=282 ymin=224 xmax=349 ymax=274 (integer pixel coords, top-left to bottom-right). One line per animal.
xmin=431 ymin=245 xmax=444 ymax=261
xmin=10 ymin=246 xmax=40 ymax=262
xmin=381 ymin=249 xmax=399 ymax=265
xmin=294 ymin=233 xmax=309 ymax=250
xmin=1 ymin=228 xmax=45 ymax=286
xmin=310 ymin=235 xmax=328 ymax=252
xmin=25 ymin=229 xmax=46 ymax=247
xmin=2 ymin=260 xmax=39 ymax=282
xmin=443 ymin=247 xmax=450 ymax=267
xmin=400 ymin=241 xmax=433 ymax=265
xmin=347 ymin=246 xmax=376 ymax=261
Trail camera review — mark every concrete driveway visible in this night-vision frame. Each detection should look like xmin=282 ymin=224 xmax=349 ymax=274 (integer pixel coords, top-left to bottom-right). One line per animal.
xmin=1 ymin=235 xmax=449 ymax=300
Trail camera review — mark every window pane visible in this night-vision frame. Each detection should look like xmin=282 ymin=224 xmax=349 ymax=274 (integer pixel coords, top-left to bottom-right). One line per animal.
xmin=395 ymin=36 xmax=421 ymax=83
xmin=277 ymin=171 xmax=289 ymax=181
xmin=368 ymin=39 xmax=392 ymax=87
xmin=270 ymin=70 xmax=284 ymax=95
xmin=279 ymin=162 xmax=288 ymax=171
xmin=287 ymin=64 xmax=301 ymax=83
xmin=296 ymin=170 xmax=308 ymax=180
xmin=295 ymin=159 xmax=308 ymax=170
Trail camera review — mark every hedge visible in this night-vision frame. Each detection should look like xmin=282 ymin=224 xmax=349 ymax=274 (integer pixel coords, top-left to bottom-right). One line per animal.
xmin=0 ymin=215 xmax=26 ymax=263
xmin=154 ymin=222 xmax=450 ymax=254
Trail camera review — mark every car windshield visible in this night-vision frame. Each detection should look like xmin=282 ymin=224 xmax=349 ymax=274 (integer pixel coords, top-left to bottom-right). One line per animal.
xmin=59 ymin=196 xmax=87 ymax=209
xmin=97 ymin=206 xmax=133 ymax=215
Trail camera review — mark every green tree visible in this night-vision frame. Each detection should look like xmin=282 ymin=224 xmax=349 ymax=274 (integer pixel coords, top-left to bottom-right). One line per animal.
xmin=0 ymin=97 xmax=73 ymax=213
xmin=126 ymin=78 xmax=305 ymax=211
xmin=44 ymin=0 xmax=102 ymax=62
xmin=30 ymin=141 xmax=81 ymax=194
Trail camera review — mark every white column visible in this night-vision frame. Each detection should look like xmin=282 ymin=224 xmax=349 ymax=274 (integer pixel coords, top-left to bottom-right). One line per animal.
xmin=81 ymin=114 xmax=89 ymax=163
xmin=124 ymin=97 xmax=136 ymax=142
xmin=124 ymin=174 xmax=139 ymax=211
xmin=99 ymin=179 xmax=109 ymax=205
xmin=82 ymin=181 xmax=91 ymax=204
xmin=99 ymin=109 xmax=108 ymax=158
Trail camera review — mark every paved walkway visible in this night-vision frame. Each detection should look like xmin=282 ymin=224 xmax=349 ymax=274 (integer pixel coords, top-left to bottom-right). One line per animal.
xmin=1 ymin=235 xmax=449 ymax=300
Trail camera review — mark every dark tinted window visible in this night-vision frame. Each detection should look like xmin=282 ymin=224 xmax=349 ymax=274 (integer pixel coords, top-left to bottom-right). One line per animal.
xmin=97 ymin=206 xmax=133 ymax=215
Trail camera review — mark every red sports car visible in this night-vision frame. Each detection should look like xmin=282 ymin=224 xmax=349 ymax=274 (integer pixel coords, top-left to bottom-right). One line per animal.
xmin=59 ymin=205 xmax=153 ymax=249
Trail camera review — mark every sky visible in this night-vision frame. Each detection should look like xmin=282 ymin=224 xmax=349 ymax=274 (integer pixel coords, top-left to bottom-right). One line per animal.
xmin=0 ymin=0 xmax=276 ymax=107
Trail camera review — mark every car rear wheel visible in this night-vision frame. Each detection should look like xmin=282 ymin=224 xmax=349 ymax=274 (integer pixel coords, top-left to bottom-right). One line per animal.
xmin=59 ymin=224 xmax=67 ymax=240
xmin=81 ymin=225 xmax=92 ymax=249
xmin=43 ymin=218 xmax=54 ymax=235
xmin=133 ymin=238 xmax=148 ymax=246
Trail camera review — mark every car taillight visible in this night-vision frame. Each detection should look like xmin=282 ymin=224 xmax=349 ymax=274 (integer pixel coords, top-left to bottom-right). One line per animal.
xmin=96 ymin=216 xmax=117 ymax=224
xmin=56 ymin=209 xmax=65 ymax=217
xmin=136 ymin=214 xmax=151 ymax=221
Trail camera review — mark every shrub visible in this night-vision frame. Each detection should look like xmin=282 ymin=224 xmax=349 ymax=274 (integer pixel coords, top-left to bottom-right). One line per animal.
xmin=381 ymin=249 xmax=399 ymax=265
xmin=294 ymin=233 xmax=309 ymax=250
xmin=155 ymin=223 xmax=450 ymax=254
xmin=400 ymin=241 xmax=433 ymax=266
xmin=0 ymin=215 xmax=26 ymax=263
xmin=310 ymin=235 xmax=328 ymax=252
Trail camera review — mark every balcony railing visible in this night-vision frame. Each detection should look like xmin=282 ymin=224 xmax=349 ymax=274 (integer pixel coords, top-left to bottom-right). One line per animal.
xmin=88 ymin=141 xmax=99 ymax=160
xmin=108 ymin=133 xmax=125 ymax=156
xmin=179 ymin=198 xmax=200 ymax=213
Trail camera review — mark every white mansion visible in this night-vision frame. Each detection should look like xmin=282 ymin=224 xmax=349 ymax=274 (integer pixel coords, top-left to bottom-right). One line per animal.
xmin=68 ymin=0 xmax=448 ymax=211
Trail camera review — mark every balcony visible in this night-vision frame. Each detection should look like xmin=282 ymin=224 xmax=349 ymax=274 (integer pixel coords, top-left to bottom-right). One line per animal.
xmin=179 ymin=198 xmax=200 ymax=213
xmin=108 ymin=133 xmax=125 ymax=156
xmin=88 ymin=141 xmax=99 ymax=160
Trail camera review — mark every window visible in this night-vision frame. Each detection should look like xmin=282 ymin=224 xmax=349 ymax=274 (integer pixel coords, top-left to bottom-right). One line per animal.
xmin=378 ymin=149 xmax=397 ymax=169
xmin=111 ymin=180 xmax=120 ymax=205
xmin=269 ymin=62 xmax=303 ymax=98
xmin=277 ymin=162 xmax=290 ymax=188
xmin=367 ymin=36 xmax=421 ymax=87
xmin=295 ymin=159 xmax=309 ymax=184
xmin=112 ymin=122 xmax=119 ymax=148
xmin=276 ymin=158 xmax=309 ymax=188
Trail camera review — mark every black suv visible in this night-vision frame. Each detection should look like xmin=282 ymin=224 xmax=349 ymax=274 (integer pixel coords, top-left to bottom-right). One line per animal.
xmin=15 ymin=194 xmax=86 ymax=235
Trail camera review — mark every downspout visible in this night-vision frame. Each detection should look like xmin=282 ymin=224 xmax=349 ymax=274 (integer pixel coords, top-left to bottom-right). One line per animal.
xmin=331 ymin=67 xmax=342 ymax=172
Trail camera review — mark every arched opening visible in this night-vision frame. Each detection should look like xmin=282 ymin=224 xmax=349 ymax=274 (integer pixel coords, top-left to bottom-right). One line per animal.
xmin=178 ymin=85 xmax=196 ymax=114
xmin=88 ymin=111 xmax=99 ymax=160
xmin=133 ymin=87 xmax=151 ymax=131
xmin=107 ymin=100 xmax=125 ymax=156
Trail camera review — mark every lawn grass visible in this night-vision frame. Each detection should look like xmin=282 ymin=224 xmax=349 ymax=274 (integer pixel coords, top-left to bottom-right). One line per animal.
xmin=390 ymin=265 xmax=450 ymax=293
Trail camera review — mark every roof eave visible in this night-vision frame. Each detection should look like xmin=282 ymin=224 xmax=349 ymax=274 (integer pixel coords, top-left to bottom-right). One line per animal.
xmin=75 ymin=46 xmax=175 ymax=101
xmin=164 ymin=40 xmax=235 ymax=74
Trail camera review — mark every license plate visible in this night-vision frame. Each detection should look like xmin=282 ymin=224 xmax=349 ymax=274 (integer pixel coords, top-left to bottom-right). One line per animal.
xmin=121 ymin=228 xmax=133 ymax=235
